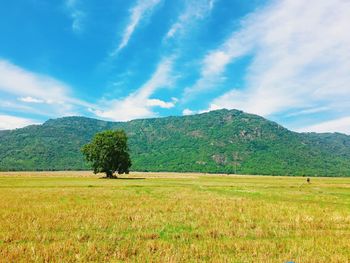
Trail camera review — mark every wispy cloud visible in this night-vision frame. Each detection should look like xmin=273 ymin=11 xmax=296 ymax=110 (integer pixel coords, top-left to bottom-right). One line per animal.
xmin=18 ymin=96 xmax=45 ymax=103
xmin=0 ymin=114 xmax=38 ymax=130
xmin=286 ymin=106 xmax=330 ymax=118
xmin=183 ymin=0 xmax=350 ymax=133
xmin=165 ymin=0 xmax=217 ymax=40
xmin=93 ymin=57 xmax=176 ymax=121
xmin=111 ymin=0 xmax=161 ymax=56
xmin=0 ymin=59 xmax=69 ymax=102
xmin=182 ymin=108 xmax=196 ymax=116
xmin=297 ymin=116 xmax=350 ymax=135
xmin=208 ymin=0 xmax=216 ymax=11
xmin=182 ymin=30 xmax=251 ymax=100
xmin=103 ymin=0 xmax=217 ymax=120
xmin=65 ymin=0 xmax=86 ymax=33
xmin=0 ymin=59 xmax=92 ymax=118
xmin=147 ymin=98 xmax=177 ymax=109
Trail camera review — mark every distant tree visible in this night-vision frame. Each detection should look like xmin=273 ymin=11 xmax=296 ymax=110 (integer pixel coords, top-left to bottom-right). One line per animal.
xmin=81 ymin=130 xmax=131 ymax=178
xmin=232 ymin=152 xmax=242 ymax=174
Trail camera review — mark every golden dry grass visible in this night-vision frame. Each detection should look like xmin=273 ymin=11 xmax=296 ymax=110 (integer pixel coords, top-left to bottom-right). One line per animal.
xmin=0 ymin=172 xmax=349 ymax=262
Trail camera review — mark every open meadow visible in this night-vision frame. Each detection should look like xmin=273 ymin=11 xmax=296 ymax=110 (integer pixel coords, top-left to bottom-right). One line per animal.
xmin=0 ymin=172 xmax=349 ymax=262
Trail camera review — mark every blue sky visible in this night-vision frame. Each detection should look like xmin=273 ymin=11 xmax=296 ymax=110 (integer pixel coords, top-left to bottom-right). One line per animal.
xmin=1 ymin=0 xmax=350 ymax=134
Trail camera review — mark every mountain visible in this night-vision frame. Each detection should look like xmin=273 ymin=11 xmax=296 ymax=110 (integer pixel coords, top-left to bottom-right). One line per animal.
xmin=0 ymin=109 xmax=349 ymax=176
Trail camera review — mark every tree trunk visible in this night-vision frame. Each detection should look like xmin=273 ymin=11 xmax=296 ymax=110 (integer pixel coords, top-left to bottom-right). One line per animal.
xmin=106 ymin=170 xmax=113 ymax=178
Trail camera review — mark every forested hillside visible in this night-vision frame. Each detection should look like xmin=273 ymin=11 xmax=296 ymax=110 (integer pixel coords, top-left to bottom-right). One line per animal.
xmin=0 ymin=109 xmax=349 ymax=176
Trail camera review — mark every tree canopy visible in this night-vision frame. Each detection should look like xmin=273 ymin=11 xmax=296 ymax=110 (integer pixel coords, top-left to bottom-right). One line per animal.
xmin=81 ymin=130 xmax=131 ymax=178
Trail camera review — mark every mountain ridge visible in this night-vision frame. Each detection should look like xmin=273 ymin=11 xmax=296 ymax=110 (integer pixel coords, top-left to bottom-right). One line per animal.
xmin=0 ymin=109 xmax=349 ymax=176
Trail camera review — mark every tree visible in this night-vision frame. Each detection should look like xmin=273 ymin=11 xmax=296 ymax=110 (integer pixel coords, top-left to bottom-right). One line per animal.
xmin=82 ymin=130 xmax=131 ymax=178
xmin=232 ymin=152 xmax=242 ymax=174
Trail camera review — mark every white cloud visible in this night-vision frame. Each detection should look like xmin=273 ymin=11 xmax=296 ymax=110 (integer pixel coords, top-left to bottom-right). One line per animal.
xmin=0 ymin=59 xmax=68 ymax=102
xmin=182 ymin=108 xmax=195 ymax=115
xmin=208 ymin=0 xmax=216 ymax=11
xmin=182 ymin=108 xmax=209 ymax=116
xmin=0 ymin=115 xmax=39 ymax=130
xmin=186 ymin=0 xmax=350 ymax=131
xmin=111 ymin=0 xmax=161 ymax=55
xmin=93 ymin=57 xmax=175 ymax=121
xmin=165 ymin=0 xmax=217 ymax=40
xmin=18 ymin=96 xmax=44 ymax=103
xmin=298 ymin=116 xmax=350 ymax=135
xmin=183 ymin=29 xmax=251 ymax=99
xmin=147 ymin=98 xmax=176 ymax=108
xmin=0 ymin=59 xmax=91 ymax=117
xmin=71 ymin=11 xmax=85 ymax=33
xmin=65 ymin=0 xmax=85 ymax=33
xmin=286 ymin=106 xmax=330 ymax=118
xmin=65 ymin=0 xmax=77 ymax=6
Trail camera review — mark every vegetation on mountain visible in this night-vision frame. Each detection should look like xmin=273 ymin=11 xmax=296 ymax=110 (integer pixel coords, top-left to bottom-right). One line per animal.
xmin=0 ymin=109 xmax=349 ymax=176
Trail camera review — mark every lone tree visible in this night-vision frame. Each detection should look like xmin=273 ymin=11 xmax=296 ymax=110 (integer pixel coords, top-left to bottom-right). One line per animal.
xmin=82 ymin=130 xmax=131 ymax=178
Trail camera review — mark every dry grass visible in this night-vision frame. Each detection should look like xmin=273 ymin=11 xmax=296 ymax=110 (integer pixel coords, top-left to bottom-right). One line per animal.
xmin=0 ymin=172 xmax=349 ymax=262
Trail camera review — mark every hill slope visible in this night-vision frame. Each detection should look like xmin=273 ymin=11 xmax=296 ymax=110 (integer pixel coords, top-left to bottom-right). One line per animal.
xmin=0 ymin=109 xmax=349 ymax=176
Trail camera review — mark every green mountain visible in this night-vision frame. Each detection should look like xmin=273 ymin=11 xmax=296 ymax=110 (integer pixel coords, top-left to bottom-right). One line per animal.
xmin=0 ymin=109 xmax=349 ymax=176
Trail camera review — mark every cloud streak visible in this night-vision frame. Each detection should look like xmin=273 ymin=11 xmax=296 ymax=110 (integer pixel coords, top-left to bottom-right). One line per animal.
xmin=111 ymin=0 xmax=161 ymax=55
xmin=298 ymin=116 xmax=350 ymax=135
xmin=65 ymin=0 xmax=86 ymax=33
xmin=93 ymin=57 xmax=176 ymax=121
xmin=165 ymin=0 xmax=217 ymax=40
xmin=18 ymin=96 xmax=45 ymax=103
xmin=183 ymin=30 xmax=251 ymax=99
xmin=183 ymin=0 xmax=350 ymax=134
xmin=0 ymin=114 xmax=38 ymax=130
xmin=0 ymin=59 xmax=92 ymax=120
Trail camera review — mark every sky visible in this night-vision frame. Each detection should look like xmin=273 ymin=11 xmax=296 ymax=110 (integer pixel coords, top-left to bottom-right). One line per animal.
xmin=0 ymin=0 xmax=350 ymax=134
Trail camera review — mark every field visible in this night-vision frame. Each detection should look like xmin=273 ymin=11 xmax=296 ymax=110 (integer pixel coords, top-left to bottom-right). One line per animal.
xmin=0 ymin=172 xmax=349 ymax=262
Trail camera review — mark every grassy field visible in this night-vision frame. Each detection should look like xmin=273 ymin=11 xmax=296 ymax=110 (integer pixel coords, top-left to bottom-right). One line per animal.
xmin=0 ymin=172 xmax=349 ymax=262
